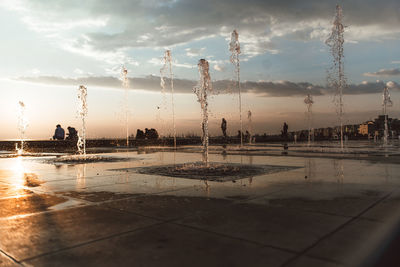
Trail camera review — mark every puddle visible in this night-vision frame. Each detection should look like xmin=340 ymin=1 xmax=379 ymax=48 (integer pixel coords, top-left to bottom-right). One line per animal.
xmin=45 ymin=155 xmax=141 ymax=165
xmin=112 ymin=162 xmax=300 ymax=182
xmin=0 ymin=193 xmax=67 ymax=218
xmin=24 ymin=173 xmax=44 ymax=187
xmin=61 ymin=191 xmax=141 ymax=202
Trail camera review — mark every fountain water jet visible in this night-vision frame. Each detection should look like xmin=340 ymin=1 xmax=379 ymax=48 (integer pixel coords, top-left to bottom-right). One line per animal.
xmin=382 ymin=84 xmax=393 ymax=146
xmin=77 ymin=85 xmax=88 ymax=156
xmin=160 ymin=50 xmax=177 ymax=149
xmin=229 ymin=29 xmax=243 ymax=147
xmin=121 ymin=66 xmax=130 ymax=147
xmin=304 ymin=89 xmax=314 ymax=146
xmin=17 ymin=101 xmax=28 ymax=154
xmin=247 ymin=110 xmax=252 ymax=144
xmin=326 ymin=5 xmax=347 ymax=150
xmin=193 ymin=59 xmax=212 ymax=166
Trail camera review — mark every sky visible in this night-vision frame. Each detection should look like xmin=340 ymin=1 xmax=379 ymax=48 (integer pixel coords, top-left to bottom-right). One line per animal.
xmin=0 ymin=0 xmax=400 ymax=140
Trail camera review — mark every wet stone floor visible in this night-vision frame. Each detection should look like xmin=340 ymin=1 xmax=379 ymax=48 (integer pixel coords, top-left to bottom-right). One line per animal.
xmin=0 ymin=149 xmax=400 ymax=266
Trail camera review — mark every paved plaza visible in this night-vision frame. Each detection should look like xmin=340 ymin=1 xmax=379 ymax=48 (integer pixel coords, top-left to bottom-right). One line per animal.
xmin=0 ymin=148 xmax=399 ymax=266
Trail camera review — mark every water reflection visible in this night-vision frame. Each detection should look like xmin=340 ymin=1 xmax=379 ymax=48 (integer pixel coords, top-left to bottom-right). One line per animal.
xmin=203 ymin=180 xmax=210 ymax=197
xmin=333 ymin=159 xmax=344 ymax=183
xmin=76 ymin=164 xmax=86 ymax=189
xmin=304 ymin=158 xmax=316 ymax=181
xmin=11 ymin=157 xmax=28 ymax=193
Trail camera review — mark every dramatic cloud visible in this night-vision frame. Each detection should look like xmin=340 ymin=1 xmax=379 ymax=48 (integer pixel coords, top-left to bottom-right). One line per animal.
xmin=364 ymin=68 xmax=400 ymax=77
xmin=18 ymin=75 xmax=399 ymax=97
xmin=3 ymin=0 xmax=400 ymax=65
xmin=324 ymin=80 xmax=400 ymax=95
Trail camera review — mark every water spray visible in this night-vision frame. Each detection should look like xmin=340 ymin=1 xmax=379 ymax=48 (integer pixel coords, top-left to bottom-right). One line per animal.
xmin=194 ymin=59 xmax=212 ymax=166
xmin=122 ymin=66 xmax=130 ymax=147
xmin=247 ymin=110 xmax=252 ymax=144
xmin=229 ymin=29 xmax=243 ymax=147
xmin=304 ymin=89 xmax=314 ymax=146
xmin=77 ymin=85 xmax=88 ymax=156
xmin=160 ymin=50 xmax=177 ymax=149
xmin=382 ymin=84 xmax=393 ymax=146
xmin=326 ymin=5 xmax=347 ymax=150
xmin=17 ymin=101 xmax=28 ymax=154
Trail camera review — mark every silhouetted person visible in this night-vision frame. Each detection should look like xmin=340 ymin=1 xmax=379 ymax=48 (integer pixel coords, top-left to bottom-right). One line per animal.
xmin=145 ymin=128 xmax=159 ymax=139
xmin=282 ymin=122 xmax=288 ymax=139
xmin=53 ymin=124 xmax=65 ymax=140
xmin=136 ymin=129 xmax=145 ymax=139
xmin=237 ymin=130 xmax=244 ymax=140
xmin=245 ymin=130 xmax=250 ymax=143
xmin=66 ymin=127 xmax=78 ymax=141
xmin=221 ymin=118 xmax=227 ymax=137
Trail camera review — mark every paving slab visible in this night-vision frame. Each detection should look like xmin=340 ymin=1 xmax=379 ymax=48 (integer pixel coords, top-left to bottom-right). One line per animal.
xmin=247 ymin=185 xmax=388 ymax=218
xmin=361 ymin=191 xmax=400 ymax=222
xmin=175 ymin=202 xmax=348 ymax=252
xmin=60 ymin=190 xmax=143 ymax=202
xmin=0 ymin=252 xmax=20 ymax=267
xmin=285 ymin=255 xmax=344 ymax=267
xmin=0 ymin=193 xmax=67 ymax=218
xmin=306 ymin=218 xmax=383 ymax=264
xmin=0 ymin=205 xmax=158 ymax=261
xmin=105 ymin=195 xmax=233 ymax=221
xmin=24 ymin=223 xmax=294 ymax=267
xmin=0 ymin=183 xmax=33 ymax=199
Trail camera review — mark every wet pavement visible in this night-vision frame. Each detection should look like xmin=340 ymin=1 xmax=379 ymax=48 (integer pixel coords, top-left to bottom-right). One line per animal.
xmin=0 ymin=147 xmax=399 ymax=266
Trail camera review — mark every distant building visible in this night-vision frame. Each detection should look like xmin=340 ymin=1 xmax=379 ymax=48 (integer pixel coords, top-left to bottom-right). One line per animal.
xmin=358 ymin=121 xmax=374 ymax=136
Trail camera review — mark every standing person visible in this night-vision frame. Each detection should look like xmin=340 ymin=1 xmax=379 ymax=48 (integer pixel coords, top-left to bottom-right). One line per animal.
xmin=282 ymin=122 xmax=288 ymax=139
xmin=221 ymin=118 xmax=227 ymax=138
xmin=53 ymin=124 xmax=65 ymax=140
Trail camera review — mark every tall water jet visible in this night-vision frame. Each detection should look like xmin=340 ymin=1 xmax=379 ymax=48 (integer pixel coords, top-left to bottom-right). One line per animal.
xmin=229 ymin=29 xmax=243 ymax=147
xmin=382 ymin=83 xmax=393 ymax=146
xmin=304 ymin=89 xmax=314 ymax=146
xmin=77 ymin=85 xmax=88 ymax=156
xmin=247 ymin=110 xmax=252 ymax=144
xmin=326 ymin=5 xmax=347 ymax=150
xmin=193 ymin=59 xmax=212 ymax=166
xmin=160 ymin=50 xmax=177 ymax=149
xmin=17 ymin=101 xmax=28 ymax=154
xmin=121 ymin=66 xmax=130 ymax=147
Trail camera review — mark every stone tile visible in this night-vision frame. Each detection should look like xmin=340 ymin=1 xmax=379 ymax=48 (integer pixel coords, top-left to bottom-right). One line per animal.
xmin=286 ymin=256 xmax=344 ymax=267
xmin=105 ymin=195 xmax=233 ymax=221
xmin=249 ymin=194 xmax=383 ymax=218
xmin=60 ymin=191 xmax=142 ymax=203
xmin=24 ymin=223 xmax=294 ymax=267
xmin=0 ymin=205 xmax=158 ymax=261
xmin=0 ymin=193 xmax=67 ymax=218
xmin=0 ymin=252 xmax=19 ymax=267
xmin=306 ymin=218 xmax=383 ymax=264
xmin=176 ymin=202 xmax=348 ymax=252
xmin=0 ymin=183 xmax=33 ymax=199
xmin=361 ymin=193 xmax=400 ymax=222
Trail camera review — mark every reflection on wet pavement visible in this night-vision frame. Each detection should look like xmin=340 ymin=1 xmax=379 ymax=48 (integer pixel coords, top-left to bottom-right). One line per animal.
xmin=0 ymin=148 xmax=399 ymax=266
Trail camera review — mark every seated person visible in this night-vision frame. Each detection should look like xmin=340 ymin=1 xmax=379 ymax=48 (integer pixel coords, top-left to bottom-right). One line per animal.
xmin=53 ymin=124 xmax=65 ymax=140
xmin=66 ymin=126 xmax=78 ymax=140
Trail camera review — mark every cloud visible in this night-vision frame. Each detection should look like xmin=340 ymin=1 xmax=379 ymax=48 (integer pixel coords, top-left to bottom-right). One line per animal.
xmin=363 ymin=68 xmax=400 ymax=77
xmin=4 ymin=0 xmax=400 ymax=64
xmin=10 ymin=75 xmax=323 ymax=97
xmin=185 ymin=47 xmax=206 ymax=58
xmin=325 ymin=80 xmax=400 ymax=95
xmin=16 ymin=75 xmax=400 ymax=97
xmin=213 ymin=64 xmax=226 ymax=72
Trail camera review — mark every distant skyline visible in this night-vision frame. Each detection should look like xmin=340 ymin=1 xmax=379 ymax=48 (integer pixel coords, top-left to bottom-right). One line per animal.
xmin=0 ymin=0 xmax=399 ymax=140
